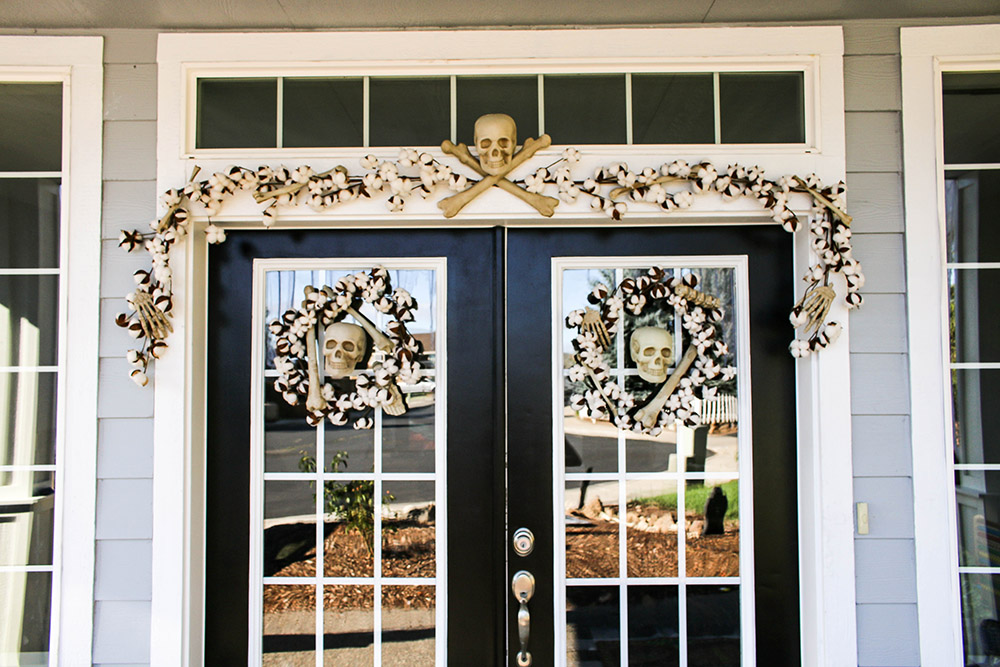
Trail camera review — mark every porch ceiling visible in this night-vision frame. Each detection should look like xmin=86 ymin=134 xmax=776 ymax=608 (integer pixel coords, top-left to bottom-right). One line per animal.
xmin=3 ymin=0 xmax=1000 ymax=30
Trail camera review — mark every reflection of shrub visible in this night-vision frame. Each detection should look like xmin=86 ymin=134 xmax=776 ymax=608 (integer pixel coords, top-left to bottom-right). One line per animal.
xmin=640 ymin=479 xmax=739 ymax=520
xmin=299 ymin=450 xmax=394 ymax=554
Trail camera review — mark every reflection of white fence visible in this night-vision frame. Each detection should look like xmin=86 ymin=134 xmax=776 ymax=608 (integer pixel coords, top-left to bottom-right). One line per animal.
xmin=701 ymin=394 xmax=738 ymax=424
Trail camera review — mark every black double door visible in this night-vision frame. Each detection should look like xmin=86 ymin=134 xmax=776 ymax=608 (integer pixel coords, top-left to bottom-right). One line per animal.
xmin=205 ymin=225 xmax=799 ymax=665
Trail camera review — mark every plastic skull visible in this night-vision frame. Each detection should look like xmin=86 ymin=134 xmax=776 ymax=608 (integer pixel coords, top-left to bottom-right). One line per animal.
xmin=629 ymin=327 xmax=673 ymax=383
xmin=323 ymin=322 xmax=367 ymax=379
xmin=474 ymin=113 xmax=517 ymax=175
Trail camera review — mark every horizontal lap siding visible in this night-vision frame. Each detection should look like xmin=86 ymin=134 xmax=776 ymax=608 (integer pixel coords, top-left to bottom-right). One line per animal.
xmin=93 ymin=29 xmax=158 ymax=667
xmin=844 ymin=23 xmax=920 ymax=667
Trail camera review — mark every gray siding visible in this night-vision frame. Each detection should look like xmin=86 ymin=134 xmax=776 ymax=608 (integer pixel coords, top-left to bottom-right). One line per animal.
xmin=843 ymin=23 xmax=920 ymax=667
xmin=93 ymin=29 xmax=158 ymax=667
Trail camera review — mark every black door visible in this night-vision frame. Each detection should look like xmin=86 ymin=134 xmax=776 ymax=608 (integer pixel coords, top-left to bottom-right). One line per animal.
xmin=205 ymin=224 xmax=797 ymax=666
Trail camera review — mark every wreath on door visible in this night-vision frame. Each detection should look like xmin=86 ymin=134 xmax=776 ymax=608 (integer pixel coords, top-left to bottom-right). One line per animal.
xmin=268 ymin=267 xmax=424 ymax=428
xmin=566 ymin=268 xmax=733 ymax=435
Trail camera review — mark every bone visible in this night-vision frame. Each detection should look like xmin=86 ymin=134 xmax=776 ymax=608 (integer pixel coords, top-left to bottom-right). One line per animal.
xmin=633 ymin=345 xmax=699 ymax=429
xmin=131 ymin=290 xmax=173 ymax=340
xmin=795 ymin=284 xmax=835 ymax=335
xmin=575 ymin=356 xmax=618 ymax=417
xmin=383 ymin=382 xmax=408 ymax=416
xmin=343 ymin=304 xmax=395 ymax=353
xmin=304 ymin=323 xmax=328 ymax=413
xmin=440 ymin=140 xmax=558 ymax=217
xmin=438 ymin=135 xmax=552 ymax=218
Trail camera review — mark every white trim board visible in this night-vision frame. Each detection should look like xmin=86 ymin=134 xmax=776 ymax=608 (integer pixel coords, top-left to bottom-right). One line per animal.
xmin=152 ymin=26 xmax=854 ymax=667
xmin=901 ymin=24 xmax=1000 ymax=667
xmin=0 ymin=35 xmax=104 ymax=666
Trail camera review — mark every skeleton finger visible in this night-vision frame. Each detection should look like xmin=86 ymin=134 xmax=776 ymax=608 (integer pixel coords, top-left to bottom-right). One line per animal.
xmin=383 ymin=382 xmax=408 ymax=416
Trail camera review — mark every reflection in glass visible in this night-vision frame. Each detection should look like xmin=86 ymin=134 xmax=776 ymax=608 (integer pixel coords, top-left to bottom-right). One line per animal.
xmin=961 ymin=573 xmax=1000 ymax=666
xmin=382 ymin=386 xmax=435 ymax=474
xmin=456 ymin=76 xmax=539 ymax=146
xmin=950 ymin=268 xmax=1000 ymax=363
xmin=719 ymin=72 xmax=805 ymax=144
xmin=687 ymin=585 xmax=740 ymax=666
xmin=945 ymin=170 xmax=1000 ymax=264
xmin=0 ymin=571 xmax=51 ymax=664
xmin=626 ymin=479 xmax=678 ymax=578
xmin=0 ymin=83 xmax=62 ymax=172
xmin=564 ymin=377 xmax=617 ymax=474
xmin=382 ymin=586 xmax=435 ymax=665
xmin=264 ymin=381 xmax=314 ymax=473
xmin=565 ymin=481 xmax=619 ymax=579
xmin=625 ymin=431 xmax=677 ymax=473
xmin=369 ymin=77 xmax=450 ymax=147
xmin=953 ymin=369 xmax=1000 ymax=465
xmin=943 ymin=71 xmax=1000 ymax=165
xmin=382 ymin=482 xmax=435 ymax=578
xmin=0 ymin=472 xmax=55 ymax=566
xmin=0 ymin=274 xmax=60 ymax=366
xmin=632 ymin=73 xmax=715 ymax=145
xmin=0 ymin=178 xmax=61 ymax=269
xmin=628 ymin=586 xmax=679 ymax=666
xmin=685 ymin=481 xmax=739 ymax=578
xmin=283 ymin=77 xmax=364 ymax=148
xmin=566 ymin=586 xmax=620 ymax=666
xmin=264 ymin=482 xmax=317 ymax=577
xmin=323 ymin=419 xmax=374 ymax=479
xmin=544 ymin=75 xmax=627 ymax=145
xmin=957 ymin=470 xmax=1000 ymax=568
xmin=263 ymin=584 xmax=316 ymax=666
xmin=196 ymin=78 xmax=277 ymax=149
xmin=321 ymin=473 xmax=375 ymax=578
xmin=324 ymin=585 xmax=374 ymax=665
xmin=0 ymin=371 xmax=57 ymax=469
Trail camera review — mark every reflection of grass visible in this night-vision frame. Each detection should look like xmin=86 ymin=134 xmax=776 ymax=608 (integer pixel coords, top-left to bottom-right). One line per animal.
xmin=640 ymin=480 xmax=739 ymax=520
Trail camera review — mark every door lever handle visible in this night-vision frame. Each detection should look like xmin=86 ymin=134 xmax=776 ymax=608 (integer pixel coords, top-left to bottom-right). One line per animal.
xmin=511 ymin=570 xmax=535 ymax=666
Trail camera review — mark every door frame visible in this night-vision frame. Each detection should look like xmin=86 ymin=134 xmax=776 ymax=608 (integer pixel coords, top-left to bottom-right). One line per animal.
xmin=149 ymin=26 xmax=855 ymax=666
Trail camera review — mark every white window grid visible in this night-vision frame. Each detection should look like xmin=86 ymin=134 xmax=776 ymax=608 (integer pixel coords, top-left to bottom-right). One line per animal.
xmin=0 ymin=77 xmax=68 ymax=667
xmin=251 ymin=261 xmax=446 ymax=667
xmin=553 ymin=259 xmax=754 ymax=666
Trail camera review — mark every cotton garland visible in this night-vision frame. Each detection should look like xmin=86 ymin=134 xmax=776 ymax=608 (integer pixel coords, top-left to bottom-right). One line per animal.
xmin=268 ymin=268 xmax=424 ymax=429
xmin=567 ymin=269 xmax=734 ymax=435
xmin=117 ymin=150 xmax=862 ymax=386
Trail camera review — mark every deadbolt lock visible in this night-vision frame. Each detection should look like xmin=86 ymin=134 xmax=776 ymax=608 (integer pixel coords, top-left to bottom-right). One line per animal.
xmin=512 ymin=527 xmax=535 ymax=557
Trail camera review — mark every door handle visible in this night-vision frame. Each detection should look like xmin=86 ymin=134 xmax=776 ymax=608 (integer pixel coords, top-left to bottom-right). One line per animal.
xmin=511 ymin=570 xmax=535 ymax=666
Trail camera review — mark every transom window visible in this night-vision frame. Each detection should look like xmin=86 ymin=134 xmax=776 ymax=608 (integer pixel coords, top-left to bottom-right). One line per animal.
xmin=194 ymin=72 xmax=805 ymax=150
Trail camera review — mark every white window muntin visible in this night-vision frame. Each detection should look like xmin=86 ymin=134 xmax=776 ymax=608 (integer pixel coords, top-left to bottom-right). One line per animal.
xmin=184 ymin=59 xmax=817 ymax=157
xmin=552 ymin=255 xmax=754 ymax=666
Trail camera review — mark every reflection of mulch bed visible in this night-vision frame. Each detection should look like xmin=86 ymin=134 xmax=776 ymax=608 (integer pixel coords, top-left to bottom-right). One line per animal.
xmin=566 ymin=511 xmax=739 ymax=579
xmin=265 ymin=522 xmax=436 ymax=613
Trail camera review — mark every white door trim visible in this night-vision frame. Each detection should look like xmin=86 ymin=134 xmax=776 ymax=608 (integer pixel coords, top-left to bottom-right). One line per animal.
xmin=151 ymin=26 xmax=854 ymax=666
xmin=901 ymin=24 xmax=1000 ymax=667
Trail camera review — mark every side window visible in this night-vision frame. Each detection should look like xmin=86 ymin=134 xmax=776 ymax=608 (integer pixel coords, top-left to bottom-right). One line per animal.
xmin=0 ymin=81 xmax=63 ymax=665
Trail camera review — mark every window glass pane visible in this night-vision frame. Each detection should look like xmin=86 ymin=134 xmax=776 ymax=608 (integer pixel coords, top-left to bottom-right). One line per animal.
xmin=382 ymin=481 xmax=435 ymax=578
xmin=949 ymin=268 xmax=1000 ymax=363
xmin=264 ymin=481 xmax=317 ymax=578
xmin=687 ymin=585 xmax=740 ymax=666
xmin=0 ymin=83 xmax=62 ymax=171
xmin=0 ymin=275 xmax=59 ymax=367
xmin=946 ymin=170 xmax=1000 ymax=263
xmin=196 ymin=78 xmax=277 ymax=149
xmin=369 ymin=77 xmax=450 ymax=147
xmin=632 ymin=73 xmax=715 ymax=144
xmin=1 ymin=371 xmax=56 ymax=467
xmin=322 ymin=473 xmax=375 ymax=579
xmin=943 ymin=71 xmax=1000 ymax=165
xmin=628 ymin=586 xmax=679 ymax=665
xmin=382 ymin=585 xmax=435 ymax=664
xmin=0 ymin=471 xmax=55 ymax=566
xmin=961 ymin=573 xmax=1000 ymax=665
xmin=565 ymin=585 xmax=620 ymax=666
xmin=565 ymin=480 xmax=618 ymax=579
xmin=282 ymin=77 xmax=363 ymax=148
xmin=455 ymin=76 xmax=538 ymax=147
xmin=0 ymin=178 xmax=60 ymax=270
xmin=685 ymin=479 xmax=739 ymax=577
xmin=627 ymin=478 xmax=678 ymax=577
xmin=0 ymin=571 xmax=51 ymax=663
xmin=953 ymin=369 xmax=1000 ymax=465
xmin=544 ymin=74 xmax=627 ymax=145
xmin=325 ymin=584 xmax=374 ymax=664
xmin=719 ymin=72 xmax=805 ymax=144
xmin=263 ymin=583 xmax=315 ymax=665
xmin=957 ymin=470 xmax=1000 ymax=567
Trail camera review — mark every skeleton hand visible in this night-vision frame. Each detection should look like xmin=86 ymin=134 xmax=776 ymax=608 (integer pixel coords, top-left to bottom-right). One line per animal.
xmin=581 ymin=308 xmax=612 ymax=348
xmin=130 ymin=290 xmax=173 ymax=340
xmin=794 ymin=285 xmax=835 ymax=335
xmin=383 ymin=382 xmax=407 ymax=416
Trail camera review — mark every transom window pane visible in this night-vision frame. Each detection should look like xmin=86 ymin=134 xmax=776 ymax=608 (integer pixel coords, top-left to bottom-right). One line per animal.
xmin=196 ymin=78 xmax=277 ymax=149
xmin=282 ymin=77 xmax=364 ymax=148
xmin=369 ymin=77 xmax=450 ymax=147
xmin=719 ymin=72 xmax=805 ymax=144
xmin=544 ymin=74 xmax=627 ymax=145
xmin=631 ymin=73 xmax=715 ymax=144
xmin=456 ymin=75 xmax=538 ymax=146
xmin=943 ymin=72 xmax=1000 ymax=165
xmin=0 ymin=83 xmax=62 ymax=171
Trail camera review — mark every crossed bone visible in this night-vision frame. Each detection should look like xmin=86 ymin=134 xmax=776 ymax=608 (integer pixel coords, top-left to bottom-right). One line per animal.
xmin=633 ymin=345 xmax=699 ymax=429
xmin=438 ymin=136 xmax=559 ymax=218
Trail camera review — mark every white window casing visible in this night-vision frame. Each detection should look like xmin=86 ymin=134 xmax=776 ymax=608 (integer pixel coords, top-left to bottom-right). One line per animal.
xmin=154 ymin=27 xmax=853 ymax=666
xmin=901 ymin=24 xmax=1000 ymax=667
xmin=0 ymin=36 xmax=103 ymax=665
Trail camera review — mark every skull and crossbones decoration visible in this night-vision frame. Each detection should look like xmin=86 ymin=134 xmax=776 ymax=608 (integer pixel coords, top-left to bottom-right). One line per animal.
xmin=438 ymin=114 xmax=560 ymax=218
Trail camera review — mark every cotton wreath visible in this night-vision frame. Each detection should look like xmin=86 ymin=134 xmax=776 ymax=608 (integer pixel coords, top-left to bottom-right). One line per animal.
xmin=566 ymin=268 xmax=735 ymax=436
xmin=268 ymin=267 xmax=424 ymax=429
